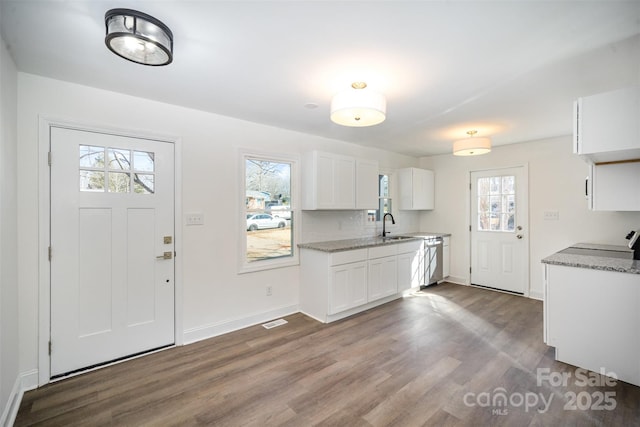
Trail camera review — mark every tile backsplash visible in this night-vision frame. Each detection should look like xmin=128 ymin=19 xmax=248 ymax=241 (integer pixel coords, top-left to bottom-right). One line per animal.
xmin=300 ymin=210 xmax=421 ymax=243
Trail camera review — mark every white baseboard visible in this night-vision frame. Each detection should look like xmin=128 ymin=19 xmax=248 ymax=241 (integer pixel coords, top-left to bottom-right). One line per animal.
xmin=20 ymin=369 xmax=38 ymax=392
xmin=183 ymin=304 xmax=299 ymax=345
xmin=528 ymin=290 xmax=543 ymax=301
xmin=1 ymin=375 xmax=21 ymax=427
xmin=443 ymin=276 xmax=468 ymax=286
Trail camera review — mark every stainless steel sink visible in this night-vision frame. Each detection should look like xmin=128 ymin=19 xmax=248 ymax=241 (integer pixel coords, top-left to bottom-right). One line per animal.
xmin=382 ymin=235 xmax=415 ymax=241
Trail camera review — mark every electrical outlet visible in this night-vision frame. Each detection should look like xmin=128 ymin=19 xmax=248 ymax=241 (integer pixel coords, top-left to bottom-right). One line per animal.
xmin=266 ymin=286 xmax=273 ymax=296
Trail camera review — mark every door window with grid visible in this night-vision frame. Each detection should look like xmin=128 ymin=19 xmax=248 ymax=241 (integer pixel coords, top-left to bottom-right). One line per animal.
xmin=476 ymin=175 xmax=515 ymax=232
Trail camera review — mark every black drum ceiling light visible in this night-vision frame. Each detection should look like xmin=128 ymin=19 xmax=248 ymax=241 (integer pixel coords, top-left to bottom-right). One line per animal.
xmin=104 ymin=8 xmax=173 ymax=66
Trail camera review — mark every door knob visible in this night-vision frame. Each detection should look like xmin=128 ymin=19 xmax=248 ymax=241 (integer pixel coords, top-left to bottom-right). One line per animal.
xmin=516 ymin=226 xmax=523 ymax=231
xmin=156 ymin=251 xmax=173 ymax=260
xmin=516 ymin=234 xmax=523 ymax=239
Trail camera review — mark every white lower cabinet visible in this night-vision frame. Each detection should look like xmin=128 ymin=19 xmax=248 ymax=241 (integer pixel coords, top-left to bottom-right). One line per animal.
xmin=368 ymin=256 xmax=398 ymax=301
xmin=300 ymin=241 xmax=422 ymax=323
xmin=397 ymin=241 xmax=423 ymax=292
xmin=329 ymin=261 xmax=367 ymax=315
xmin=544 ymin=264 xmax=640 ymax=386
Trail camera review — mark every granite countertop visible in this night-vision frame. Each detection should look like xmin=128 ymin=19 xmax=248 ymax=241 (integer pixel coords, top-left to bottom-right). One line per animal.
xmin=298 ymin=231 xmax=450 ymax=253
xmin=541 ymin=242 xmax=640 ymax=274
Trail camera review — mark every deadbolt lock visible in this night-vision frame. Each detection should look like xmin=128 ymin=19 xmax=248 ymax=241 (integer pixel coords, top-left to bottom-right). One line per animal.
xmin=164 ymin=236 xmax=173 ymax=244
xmin=156 ymin=251 xmax=173 ymax=260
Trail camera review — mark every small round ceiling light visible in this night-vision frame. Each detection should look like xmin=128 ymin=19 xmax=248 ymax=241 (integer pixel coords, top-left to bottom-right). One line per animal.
xmin=453 ymin=130 xmax=492 ymax=156
xmin=105 ymin=9 xmax=173 ymax=66
xmin=330 ymin=82 xmax=386 ymax=127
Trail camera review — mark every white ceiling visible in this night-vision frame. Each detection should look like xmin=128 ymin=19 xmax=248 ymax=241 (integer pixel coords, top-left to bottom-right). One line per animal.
xmin=1 ymin=1 xmax=639 ymax=156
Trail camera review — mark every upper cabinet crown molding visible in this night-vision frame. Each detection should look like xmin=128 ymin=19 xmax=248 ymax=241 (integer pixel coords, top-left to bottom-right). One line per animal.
xmin=302 ymin=151 xmax=378 ymax=210
xmin=398 ymin=167 xmax=434 ymax=210
xmin=574 ymin=86 xmax=640 ymax=164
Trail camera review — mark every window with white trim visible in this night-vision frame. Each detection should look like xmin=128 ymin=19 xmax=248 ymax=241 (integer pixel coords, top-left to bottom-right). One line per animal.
xmin=367 ymin=173 xmax=392 ymax=222
xmin=241 ymin=152 xmax=298 ymax=272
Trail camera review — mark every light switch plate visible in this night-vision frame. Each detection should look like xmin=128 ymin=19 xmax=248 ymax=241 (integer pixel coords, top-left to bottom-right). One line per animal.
xmin=185 ymin=212 xmax=204 ymax=225
xmin=543 ymin=210 xmax=559 ymax=221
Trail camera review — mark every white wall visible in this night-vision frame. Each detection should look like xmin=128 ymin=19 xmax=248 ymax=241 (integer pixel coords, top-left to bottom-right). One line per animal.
xmin=0 ymin=35 xmax=20 ymax=425
xmin=16 ymin=73 xmax=419 ymax=380
xmin=419 ymin=136 xmax=640 ymax=298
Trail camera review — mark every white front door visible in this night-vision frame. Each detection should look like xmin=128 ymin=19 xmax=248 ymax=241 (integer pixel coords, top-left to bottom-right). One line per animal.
xmin=50 ymin=127 xmax=175 ymax=377
xmin=470 ymin=167 xmax=528 ymax=294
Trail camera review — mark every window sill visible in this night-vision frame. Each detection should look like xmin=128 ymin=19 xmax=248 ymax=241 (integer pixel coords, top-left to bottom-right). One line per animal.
xmin=238 ymin=256 xmax=299 ymax=274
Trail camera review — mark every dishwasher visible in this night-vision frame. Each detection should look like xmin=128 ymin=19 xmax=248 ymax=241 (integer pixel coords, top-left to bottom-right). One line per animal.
xmin=423 ymin=237 xmax=443 ymax=286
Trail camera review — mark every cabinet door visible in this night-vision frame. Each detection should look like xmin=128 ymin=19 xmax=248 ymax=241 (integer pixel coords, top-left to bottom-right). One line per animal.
xmin=577 ymin=87 xmax=640 ymax=156
xmin=592 ymin=162 xmax=640 ymax=211
xmin=398 ymin=250 xmax=421 ymax=292
xmin=315 ymin=152 xmax=336 ymax=209
xmin=356 ymin=159 xmax=379 ymax=210
xmin=334 ymin=156 xmax=356 ymax=208
xmin=329 ymin=261 xmax=367 ymax=315
xmin=398 ymin=168 xmax=434 ymax=210
xmin=368 ymin=256 xmax=398 ymax=301
xmin=443 ymin=239 xmax=450 ymax=278
xmin=306 ymin=151 xmax=355 ymax=210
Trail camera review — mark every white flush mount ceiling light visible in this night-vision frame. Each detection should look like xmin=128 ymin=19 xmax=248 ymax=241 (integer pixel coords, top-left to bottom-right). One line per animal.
xmin=453 ymin=130 xmax=492 ymax=156
xmin=330 ymin=82 xmax=386 ymax=127
xmin=105 ymin=9 xmax=173 ymax=66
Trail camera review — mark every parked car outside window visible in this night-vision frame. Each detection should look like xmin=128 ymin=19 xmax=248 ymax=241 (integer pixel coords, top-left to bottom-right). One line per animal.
xmin=246 ymin=213 xmax=286 ymax=231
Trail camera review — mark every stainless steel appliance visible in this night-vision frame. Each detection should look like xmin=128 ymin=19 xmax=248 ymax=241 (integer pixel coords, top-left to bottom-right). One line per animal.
xmin=625 ymin=229 xmax=640 ymax=260
xmin=423 ymin=237 xmax=443 ymax=286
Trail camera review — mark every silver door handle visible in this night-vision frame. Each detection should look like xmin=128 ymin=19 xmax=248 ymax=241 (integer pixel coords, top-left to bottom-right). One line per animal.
xmin=156 ymin=252 xmax=173 ymax=260
xmin=516 ymin=235 xmax=523 ymax=239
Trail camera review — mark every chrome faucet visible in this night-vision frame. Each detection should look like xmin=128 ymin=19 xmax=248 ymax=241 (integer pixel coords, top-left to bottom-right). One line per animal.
xmin=382 ymin=213 xmax=395 ymax=237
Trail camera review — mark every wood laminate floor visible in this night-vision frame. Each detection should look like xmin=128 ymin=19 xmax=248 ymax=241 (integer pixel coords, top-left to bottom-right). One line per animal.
xmin=16 ymin=283 xmax=640 ymax=426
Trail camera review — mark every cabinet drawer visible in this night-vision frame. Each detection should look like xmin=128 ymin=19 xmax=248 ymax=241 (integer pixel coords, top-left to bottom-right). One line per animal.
xmin=329 ymin=248 xmax=368 ymax=266
xmin=368 ymin=244 xmax=398 ymax=259
xmin=396 ymin=240 xmax=423 ymax=254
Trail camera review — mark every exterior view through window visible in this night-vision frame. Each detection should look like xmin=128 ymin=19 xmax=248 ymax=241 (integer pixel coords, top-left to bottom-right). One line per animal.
xmin=245 ymin=158 xmax=293 ymax=262
xmin=477 ymin=175 xmax=516 ymax=232
xmin=79 ymin=145 xmax=155 ymax=194
xmin=368 ymin=174 xmax=391 ymax=222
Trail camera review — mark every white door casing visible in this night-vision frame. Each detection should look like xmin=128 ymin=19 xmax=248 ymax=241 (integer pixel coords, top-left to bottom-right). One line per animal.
xmin=470 ymin=166 xmax=529 ymax=294
xmin=50 ymin=126 xmax=176 ymax=377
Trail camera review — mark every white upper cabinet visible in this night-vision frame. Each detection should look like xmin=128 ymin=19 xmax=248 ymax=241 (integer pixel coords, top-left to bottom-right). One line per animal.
xmin=398 ymin=167 xmax=434 ymax=210
xmin=588 ymin=162 xmax=640 ymax=211
xmin=302 ymin=151 xmax=378 ymax=210
xmin=574 ymin=86 xmax=640 ymax=163
xmin=355 ymin=159 xmax=379 ymax=210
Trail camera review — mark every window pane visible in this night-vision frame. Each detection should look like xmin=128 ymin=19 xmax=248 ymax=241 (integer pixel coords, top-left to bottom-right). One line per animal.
xmin=490 ymin=214 xmax=502 ymax=231
xmin=502 ymin=176 xmax=515 ymax=194
xmin=479 ymin=212 xmax=490 ymax=231
xmin=80 ymin=170 xmax=105 ymax=192
xmin=503 ymin=213 xmax=515 ymax=231
xmin=133 ymin=151 xmax=155 ymax=172
xmin=478 ymin=174 xmax=516 ymax=233
xmin=133 ymin=174 xmax=154 ymax=194
xmin=79 ymin=145 xmax=105 ymax=168
xmin=108 ymin=172 xmax=130 ymax=193
xmin=379 ymin=174 xmax=390 ymax=197
xmin=489 ymin=177 xmax=501 ymax=194
xmin=477 ymin=177 xmax=490 ymax=196
xmin=245 ymin=159 xmax=292 ymax=262
xmin=108 ymin=148 xmax=131 ymax=170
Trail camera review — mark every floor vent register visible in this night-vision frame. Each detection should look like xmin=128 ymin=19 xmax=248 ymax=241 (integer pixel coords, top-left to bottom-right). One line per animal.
xmin=262 ymin=319 xmax=288 ymax=329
